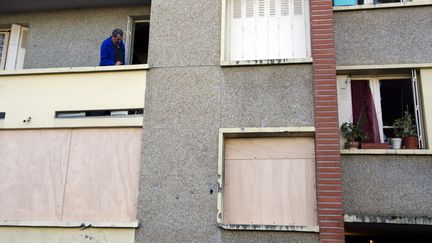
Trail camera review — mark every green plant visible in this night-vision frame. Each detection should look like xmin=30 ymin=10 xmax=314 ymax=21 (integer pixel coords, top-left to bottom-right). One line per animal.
xmin=393 ymin=111 xmax=417 ymax=138
xmin=340 ymin=121 xmax=369 ymax=148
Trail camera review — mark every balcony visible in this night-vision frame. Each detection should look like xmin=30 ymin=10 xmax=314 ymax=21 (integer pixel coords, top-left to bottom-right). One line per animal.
xmin=0 ymin=0 xmax=151 ymax=13
xmin=0 ymin=65 xmax=147 ymax=129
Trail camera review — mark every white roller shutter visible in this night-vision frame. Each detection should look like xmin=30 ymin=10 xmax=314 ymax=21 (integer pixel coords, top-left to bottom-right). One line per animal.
xmin=227 ymin=0 xmax=310 ymax=61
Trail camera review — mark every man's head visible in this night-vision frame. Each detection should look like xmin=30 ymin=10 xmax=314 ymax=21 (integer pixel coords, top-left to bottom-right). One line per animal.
xmin=111 ymin=28 xmax=124 ymax=44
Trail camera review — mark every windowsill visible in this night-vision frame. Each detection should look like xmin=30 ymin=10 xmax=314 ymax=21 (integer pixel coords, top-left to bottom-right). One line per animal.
xmin=218 ymin=223 xmax=319 ymax=232
xmin=0 ymin=220 xmax=139 ymax=228
xmin=220 ymin=58 xmax=313 ymax=67
xmin=341 ymin=149 xmax=432 ymax=155
xmin=0 ymin=64 xmax=149 ymax=76
xmin=333 ymin=1 xmax=432 ymax=12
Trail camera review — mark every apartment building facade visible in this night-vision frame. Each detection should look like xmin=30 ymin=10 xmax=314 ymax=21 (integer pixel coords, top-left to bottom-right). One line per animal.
xmin=0 ymin=0 xmax=431 ymax=243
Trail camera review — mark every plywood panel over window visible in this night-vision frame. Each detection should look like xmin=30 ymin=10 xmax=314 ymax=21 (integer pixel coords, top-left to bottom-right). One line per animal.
xmin=0 ymin=128 xmax=141 ymax=223
xmin=62 ymin=129 xmax=141 ymax=222
xmin=223 ymin=137 xmax=317 ymax=227
xmin=225 ymin=0 xmax=311 ymax=61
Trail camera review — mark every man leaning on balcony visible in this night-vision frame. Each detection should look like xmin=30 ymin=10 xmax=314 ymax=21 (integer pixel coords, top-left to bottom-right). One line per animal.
xmin=100 ymin=29 xmax=125 ymax=66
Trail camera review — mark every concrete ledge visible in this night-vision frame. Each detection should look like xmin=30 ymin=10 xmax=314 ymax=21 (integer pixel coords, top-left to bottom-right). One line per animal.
xmin=220 ymin=58 xmax=313 ymax=67
xmin=345 ymin=214 xmax=432 ymax=226
xmin=0 ymin=64 xmax=149 ymax=76
xmin=336 ymin=63 xmax=432 ymax=71
xmin=219 ymin=127 xmax=315 ymax=136
xmin=341 ymin=149 xmax=432 ymax=155
xmin=0 ymin=220 xmax=139 ymax=228
xmin=334 ymin=1 xmax=432 ymax=12
xmin=219 ymin=223 xmax=319 ymax=232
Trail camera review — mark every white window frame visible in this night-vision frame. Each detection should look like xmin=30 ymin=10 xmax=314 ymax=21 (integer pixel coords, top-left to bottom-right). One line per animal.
xmin=0 ymin=31 xmax=10 ymax=70
xmin=4 ymin=24 xmax=28 ymax=70
xmin=337 ymin=73 xmax=425 ymax=149
xmin=220 ymin=0 xmax=312 ymax=66
xmin=125 ymin=16 xmax=150 ymax=65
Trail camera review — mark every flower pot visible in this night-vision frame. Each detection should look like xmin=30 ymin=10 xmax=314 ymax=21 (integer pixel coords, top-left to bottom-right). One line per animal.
xmin=403 ymin=136 xmax=418 ymax=149
xmin=392 ymin=138 xmax=402 ymax=149
xmin=360 ymin=143 xmax=389 ymax=149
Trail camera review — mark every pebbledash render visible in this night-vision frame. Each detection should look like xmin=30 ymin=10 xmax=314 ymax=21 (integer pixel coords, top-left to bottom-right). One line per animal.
xmin=0 ymin=0 xmax=431 ymax=243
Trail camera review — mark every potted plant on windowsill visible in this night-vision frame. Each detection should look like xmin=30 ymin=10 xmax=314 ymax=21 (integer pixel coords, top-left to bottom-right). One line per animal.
xmin=340 ymin=121 xmax=369 ymax=149
xmin=393 ymin=111 xmax=418 ymax=149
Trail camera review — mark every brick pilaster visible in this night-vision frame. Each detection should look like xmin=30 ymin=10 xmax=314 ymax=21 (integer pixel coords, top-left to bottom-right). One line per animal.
xmin=309 ymin=0 xmax=345 ymax=242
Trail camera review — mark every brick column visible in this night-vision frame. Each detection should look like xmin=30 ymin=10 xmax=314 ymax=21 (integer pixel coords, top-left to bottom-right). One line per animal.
xmin=310 ymin=0 xmax=345 ymax=242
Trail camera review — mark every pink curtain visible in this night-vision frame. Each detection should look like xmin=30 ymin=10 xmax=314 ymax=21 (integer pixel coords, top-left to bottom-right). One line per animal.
xmin=351 ymin=80 xmax=380 ymax=143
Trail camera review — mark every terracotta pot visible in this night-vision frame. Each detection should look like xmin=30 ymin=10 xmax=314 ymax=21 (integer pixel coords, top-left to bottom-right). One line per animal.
xmin=403 ymin=136 xmax=418 ymax=149
xmin=360 ymin=143 xmax=389 ymax=149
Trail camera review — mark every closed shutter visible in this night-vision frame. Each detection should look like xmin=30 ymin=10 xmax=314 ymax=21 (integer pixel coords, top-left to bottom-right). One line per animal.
xmin=227 ymin=0 xmax=310 ymax=61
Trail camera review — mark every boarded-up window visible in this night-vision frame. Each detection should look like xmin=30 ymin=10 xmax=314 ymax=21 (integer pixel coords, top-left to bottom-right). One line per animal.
xmin=223 ymin=137 xmax=317 ymax=226
xmin=0 ymin=128 xmax=141 ymax=223
xmin=226 ymin=0 xmax=311 ymax=61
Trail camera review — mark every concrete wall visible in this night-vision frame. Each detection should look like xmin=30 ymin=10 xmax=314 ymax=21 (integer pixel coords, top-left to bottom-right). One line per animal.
xmin=342 ymin=155 xmax=432 ymax=218
xmin=136 ymin=0 xmax=316 ymax=242
xmin=334 ymin=6 xmax=432 ymax=66
xmin=0 ymin=5 xmax=150 ymax=68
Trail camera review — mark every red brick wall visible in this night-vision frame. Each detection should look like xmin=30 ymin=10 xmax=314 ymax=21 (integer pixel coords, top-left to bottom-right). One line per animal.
xmin=309 ymin=0 xmax=345 ymax=242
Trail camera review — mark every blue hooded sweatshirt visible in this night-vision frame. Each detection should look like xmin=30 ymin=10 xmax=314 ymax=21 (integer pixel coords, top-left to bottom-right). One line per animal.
xmin=99 ymin=37 xmax=125 ymax=66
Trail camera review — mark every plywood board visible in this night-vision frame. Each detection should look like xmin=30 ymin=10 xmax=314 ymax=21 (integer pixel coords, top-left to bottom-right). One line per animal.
xmin=0 ymin=130 xmax=70 ymax=221
xmin=223 ymin=137 xmax=317 ymax=226
xmin=225 ymin=137 xmax=315 ymax=160
xmin=61 ymin=129 xmax=141 ymax=222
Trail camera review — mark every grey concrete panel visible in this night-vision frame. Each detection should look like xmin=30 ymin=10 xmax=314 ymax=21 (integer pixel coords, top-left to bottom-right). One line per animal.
xmin=335 ymin=6 xmax=432 ymax=66
xmin=135 ymin=225 xmax=221 ymax=243
xmin=0 ymin=5 xmax=150 ymax=68
xmin=342 ymin=155 xmax=432 ymax=218
xmin=147 ymin=0 xmax=221 ymax=67
xmin=221 ymin=65 xmax=314 ymax=128
xmin=143 ymin=66 xmax=222 ymax=129
xmin=137 ymin=128 xmax=220 ymax=228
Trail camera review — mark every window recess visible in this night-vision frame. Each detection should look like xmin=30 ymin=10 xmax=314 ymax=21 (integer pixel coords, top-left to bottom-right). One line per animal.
xmin=223 ymin=0 xmax=311 ymax=62
xmin=217 ymin=130 xmax=318 ymax=232
xmin=337 ymin=72 xmax=426 ymax=149
xmin=55 ymin=109 xmax=143 ymax=118
xmin=334 ymin=0 xmax=412 ymax=7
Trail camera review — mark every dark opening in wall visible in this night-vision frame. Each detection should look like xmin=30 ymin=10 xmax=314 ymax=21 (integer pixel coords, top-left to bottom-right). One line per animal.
xmin=55 ymin=109 xmax=143 ymax=118
xmin=346 ymin=222 xmax=432 ymax=243
xmin=132 ymin=22 xmax=150 ymax=64
xmin=0 ymin=112 xmax=5 ymax=119
xmin=379 ymin=79 xmax=414 ymax=139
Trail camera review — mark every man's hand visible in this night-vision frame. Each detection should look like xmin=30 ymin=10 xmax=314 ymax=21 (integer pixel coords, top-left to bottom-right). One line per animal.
xmin=115 ymin=61 xmax=123 ymax=65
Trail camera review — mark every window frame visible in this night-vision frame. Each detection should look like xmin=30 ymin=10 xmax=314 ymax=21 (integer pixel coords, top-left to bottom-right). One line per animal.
xmin=220 ymin=0 xmax=312 ymax=66
xmin=0 ymin=31 xmax=10 ymax=70
xmin=217 ymin=127 xmax=319 ymax=232
xmin=125 ymin=16 xmax=150 ymax=65
xmin=337 ymin=73 xmax=426 ymax=149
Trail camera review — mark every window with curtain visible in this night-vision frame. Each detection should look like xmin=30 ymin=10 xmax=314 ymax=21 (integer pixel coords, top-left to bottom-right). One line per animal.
xmin=337 ymin=74 xmax=425 ymax=149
